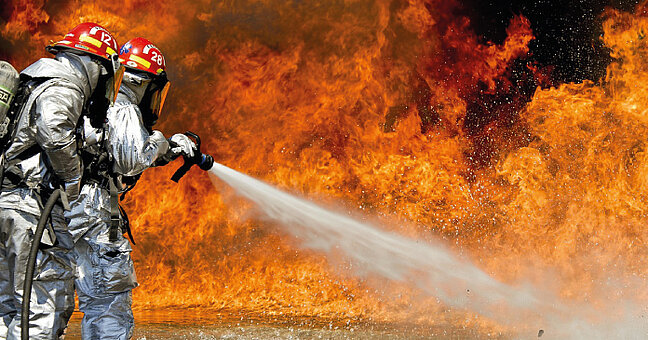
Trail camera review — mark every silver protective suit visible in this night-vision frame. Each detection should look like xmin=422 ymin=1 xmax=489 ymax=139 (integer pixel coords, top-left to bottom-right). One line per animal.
xmin=0 ymin=52 xmax=101 ymax=339
xmin=66 ymin=81 xmax=169 ymax=340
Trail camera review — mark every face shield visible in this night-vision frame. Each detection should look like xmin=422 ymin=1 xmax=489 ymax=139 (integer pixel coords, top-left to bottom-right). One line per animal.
xmin=105 ymin=53 xmax=125 ymax=106
xmin=125 ymin=70 xmax=170 ymax=129
xmin=149 ymin=79 xmax=170 ymax=119
xmin=87 ymin=54 xmax=124 ymax=128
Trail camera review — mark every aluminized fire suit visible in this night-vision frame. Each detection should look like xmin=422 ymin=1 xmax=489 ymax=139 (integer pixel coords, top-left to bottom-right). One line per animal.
xmin=66 ymin=81 xmax=173 ymax=339
xmin=0 ymin=52 xmax=102 ymax=339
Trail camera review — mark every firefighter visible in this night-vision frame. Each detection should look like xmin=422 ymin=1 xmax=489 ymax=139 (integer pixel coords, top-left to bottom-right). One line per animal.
xmin=0 ymin=23 xmax=123 ymax=339
xmin=66 ymin=37 xmax=196 ymax=339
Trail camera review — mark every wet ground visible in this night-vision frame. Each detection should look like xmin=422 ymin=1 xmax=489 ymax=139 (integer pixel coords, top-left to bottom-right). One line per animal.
xmin=63 ymin=309 xmax=505 ymax=339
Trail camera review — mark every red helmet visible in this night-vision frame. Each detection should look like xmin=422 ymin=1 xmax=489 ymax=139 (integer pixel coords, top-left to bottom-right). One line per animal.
xmin=47 ymin=22 xmax=119 ymax=63
xmin=119 ymin=37 xmax=166 ymax=76
xmin=119 ymin=37 xmax=170 ymax=122
xmin=47 ymin=22 xmax=124 ymax=106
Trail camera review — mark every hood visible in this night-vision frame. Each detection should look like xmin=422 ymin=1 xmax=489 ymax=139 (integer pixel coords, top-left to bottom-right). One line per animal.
xmin=116 ymin=85 xmax=142 ymax=105
xmin=117 ymin=70 xmax=150 ymax=105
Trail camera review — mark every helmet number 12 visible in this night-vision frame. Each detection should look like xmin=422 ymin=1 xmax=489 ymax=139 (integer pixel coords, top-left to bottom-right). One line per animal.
xmin=101 ymin=32 xmax=113 ymax=46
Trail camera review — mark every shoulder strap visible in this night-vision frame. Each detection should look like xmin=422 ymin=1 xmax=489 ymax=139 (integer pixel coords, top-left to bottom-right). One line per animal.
xmin=108 ymin=176 xmax=122 ymax=243
xmin=0 ymin=77 xmax=51 ymax=188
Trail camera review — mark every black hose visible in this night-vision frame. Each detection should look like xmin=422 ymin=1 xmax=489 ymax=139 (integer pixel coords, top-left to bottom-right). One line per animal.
xmin=21 ymin=189 xmax=60 ymax=340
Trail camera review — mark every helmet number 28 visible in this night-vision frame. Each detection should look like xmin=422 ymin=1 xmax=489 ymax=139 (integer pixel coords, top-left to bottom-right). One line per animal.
xmin=150 ymin=51 xmax=163 ymax=66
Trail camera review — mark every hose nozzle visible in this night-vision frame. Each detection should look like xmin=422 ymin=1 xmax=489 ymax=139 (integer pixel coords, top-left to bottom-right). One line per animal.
xmin=171 ymin=131 xmax=214 ymax=182
xmin=198 ymin=153 xmax=214 ymax=171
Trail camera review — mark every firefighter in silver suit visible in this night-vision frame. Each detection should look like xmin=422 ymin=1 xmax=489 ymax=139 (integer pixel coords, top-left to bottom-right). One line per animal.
xmin=0 ymin=23 xmax=123 ymax=339
xmin=66 ymin=37 xmax=195 ymax=340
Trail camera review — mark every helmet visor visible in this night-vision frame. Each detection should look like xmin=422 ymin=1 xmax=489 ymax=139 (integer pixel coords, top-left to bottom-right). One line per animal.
xmin=104 ymin=53 xmax=124 ymax=106
xmin=150 ymin=80 xmax=170 ymax=119
xmin=106 ymin=64 xmax=125 ymax=105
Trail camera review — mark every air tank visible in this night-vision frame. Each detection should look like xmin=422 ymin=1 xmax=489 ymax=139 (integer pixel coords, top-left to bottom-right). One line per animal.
xmin=0 ymin=61 xmax=19 ymax=139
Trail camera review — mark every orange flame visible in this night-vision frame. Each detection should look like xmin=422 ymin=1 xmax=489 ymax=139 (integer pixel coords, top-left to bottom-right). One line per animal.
xmin=2 ymin=0 xmax=648 ymax=334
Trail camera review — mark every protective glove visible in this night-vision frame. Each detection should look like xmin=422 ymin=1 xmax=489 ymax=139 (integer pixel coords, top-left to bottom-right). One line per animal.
xmin=168 ymin=133 xmax=197 ymax=158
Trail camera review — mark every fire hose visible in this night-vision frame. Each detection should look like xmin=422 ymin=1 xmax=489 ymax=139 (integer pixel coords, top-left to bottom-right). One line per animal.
xmin=171 ymin=131 xmax=214 ymax=182
xmin=21 ymin=188 xmax=63 ymax=340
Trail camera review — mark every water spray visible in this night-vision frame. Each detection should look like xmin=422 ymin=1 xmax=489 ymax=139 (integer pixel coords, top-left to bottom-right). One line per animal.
xmin=167 ymin=148 xmax=563 ymax=336
xmin=106 ymin=128 xmax=644 ymax=338
xmin=204 ymin=162 xmax=648 ymax=339
xmin=206 ymin=163 xmax=548 ymax=322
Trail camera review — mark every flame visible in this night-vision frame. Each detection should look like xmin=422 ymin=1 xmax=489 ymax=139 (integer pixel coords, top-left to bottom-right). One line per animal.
xmin=2 ymin=0 xmax=648 ymax=334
